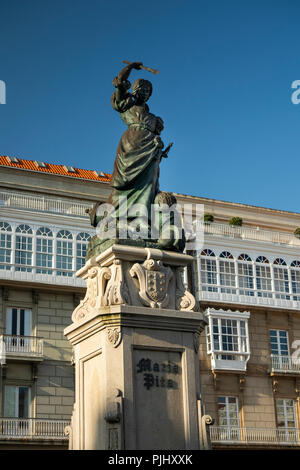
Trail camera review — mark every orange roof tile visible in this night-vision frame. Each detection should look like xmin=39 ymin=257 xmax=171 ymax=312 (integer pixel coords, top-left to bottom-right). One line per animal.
xmin=0 ymin=155 xmax=111 ymax=183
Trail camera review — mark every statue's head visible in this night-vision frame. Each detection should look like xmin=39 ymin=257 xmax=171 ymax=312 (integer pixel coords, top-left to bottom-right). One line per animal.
xmin=132 ymin=79 xmax=152 ymax=102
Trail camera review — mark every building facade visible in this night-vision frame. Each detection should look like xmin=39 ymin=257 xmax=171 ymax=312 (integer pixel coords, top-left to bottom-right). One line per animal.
xmin=1 ymin=155 xmax=300 ymax=449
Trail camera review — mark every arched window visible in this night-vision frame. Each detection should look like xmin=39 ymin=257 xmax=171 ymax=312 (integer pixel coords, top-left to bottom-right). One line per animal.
xmin=56 ymin=230 xmax=73 ymax=277
xmin=291 ymin=261 xmax=300 ymax=301
xmin=15 ymin=224 xmax=33 ymax=272
xmin=273 ymin=258 xmax=290 ymax=300
xmin=219 ymin=251 xmax=236 ymax=294
xmin=255 ymin=256 xmax=272 ymax=298
xmin=237 ymin=254 xmax=254 ymax=297
xmin=0 ymin=222 xmax=12 ymax=270
xmin=76 ymin=232 xmax=91 ymax=270
xmin=200 ymin=249 xmax=217 ymax=292
xmin=36 ymin=227 xmax=53 ymax=275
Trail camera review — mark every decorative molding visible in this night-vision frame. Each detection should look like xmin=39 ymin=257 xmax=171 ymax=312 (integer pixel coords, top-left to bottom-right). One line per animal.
xmin=103 ymin=260 xmax=130 ymax=307
xmin=272 ymin=377 xmax=279 ymax=394
xmin=239 ymin=374 xmax=246 ymax=392
xmin=107 ymin=327 xmax=122 ymax=348
xmin=175 ymin=267 xmax=196 ymax=311
xmin=1 ymin=287 xmax=9 ymax=301
xmin=72 ymin=266 xmax=101 ymax=321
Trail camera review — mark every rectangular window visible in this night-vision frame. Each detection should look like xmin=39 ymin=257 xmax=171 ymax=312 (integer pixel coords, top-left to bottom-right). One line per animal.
xmin=219 ymin=260 xmax=236 ymax=294
xmin=275 ymin=399 xmax=298 ymax=443
xmin=0 ymin=231 xmax=11 ymax=270
xmin=238 ymin=262 xmax=254 ymax=296
xmin=56 ymin=240 xmax=73 ymax=277
xmin=15 ymin=235 xmax=32 ymax=272
xmin=291 ymin=268 xmax=300 ymax=301
xmin=201 ymin=258 xmax=217 ymax=292
xmin=256 ymin=265 xmax=272 ymax=298
xmin=6 ymin=308 xmax=32 ymax=336
xmin=4 ymin=386 xmax=30 ymax=418
xmin=207 ymin=317 xmax=248 ymax=360
xmin=270 ymin=330 xmax=289 ymax=356
xmin=36 ymin=237 xmax=53 ymax=274
xmin=217 ymin=396 xmax=240 ymax=440
xmin=76 ymin=242 xmax=87 ymax=271
xmin=273 ymin=267 xmax=290 ymax=300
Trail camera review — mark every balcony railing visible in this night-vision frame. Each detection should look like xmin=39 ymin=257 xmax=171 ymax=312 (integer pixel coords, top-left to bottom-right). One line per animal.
xmin=210 ymin=426 xmax=300 ymax=446
xmin=199 ymin=288 xmax=300 ymax=311
xmin=0 ymin=265 xmax=86 ymax=287
xmin=0 ymin=190 xmax=92 ymax=217
xmin=270 ymin=354 xmax=300 ymax=374
xmin=1 ymin=334 xmax=44 ymax=359
xmin=0 ymin=418 xmax=69 ymax=440
xmin=202 ymin=222 xmax=300 ymax=247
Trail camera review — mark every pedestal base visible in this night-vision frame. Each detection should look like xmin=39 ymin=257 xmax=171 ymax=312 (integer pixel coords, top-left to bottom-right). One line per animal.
xmin=64 ymin=244 xmax=207 ymax=450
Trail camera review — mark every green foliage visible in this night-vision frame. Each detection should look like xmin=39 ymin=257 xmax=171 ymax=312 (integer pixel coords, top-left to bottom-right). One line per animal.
xmin=229 ymin=217 xmax=243 ymax=227
xmin=294 ymin=228 xmax=300 ymax=238
xmin=204 ymin=213 xmax=214 ymax=223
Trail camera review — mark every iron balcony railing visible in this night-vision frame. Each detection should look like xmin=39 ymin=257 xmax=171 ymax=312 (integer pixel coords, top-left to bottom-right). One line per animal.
xmin=210 ymin=426 xmax=300 ymax=446
xmin=270 ymin=354 xmax=300 ymax=374
xmin=1 ymin=334 xmax=44 ymax=359
xmin=0 ymin=418 xmax=69 ymax=440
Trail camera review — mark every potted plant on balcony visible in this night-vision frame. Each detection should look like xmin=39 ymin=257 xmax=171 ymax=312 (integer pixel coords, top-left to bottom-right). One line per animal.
xmin=229 ymin=216 xmax=243 ymax=227
xmin=229 ymin=216 xmax=243 ymax=238
xmin=294 ymin=228 xmax=300 ymax=239
xmin=204 ymin=213 xmax=214 ymax=224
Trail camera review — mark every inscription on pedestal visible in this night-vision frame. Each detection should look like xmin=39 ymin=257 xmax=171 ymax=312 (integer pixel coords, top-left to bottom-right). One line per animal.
xmin=133 ymin=349 xmax=185 ymax=450
xmin=136 ymin=358 xmax=180 ymax=390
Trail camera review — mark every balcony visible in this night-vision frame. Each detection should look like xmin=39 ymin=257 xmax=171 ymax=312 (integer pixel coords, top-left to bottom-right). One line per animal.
xmin=202 ymin=222 xmax=300 ymax=247
xmin=270 ymin=355 xmax=300 ymax=375
xmin=0 ymin=190 xmax=92 ymax=217
xmin=210 ymin=426 xmax=300 ymax=447
xmin=1 ymin=335 xmax=44 ymax=361
xmin=0 ymin=418 xmax=69 ymax=441
xmin=0 ymin=265 xmax=86 ymax=288
xmin=210 ymin=353 xmax=249 ymax=372
xmin=199 ymin=288 xmax=300 ymax=311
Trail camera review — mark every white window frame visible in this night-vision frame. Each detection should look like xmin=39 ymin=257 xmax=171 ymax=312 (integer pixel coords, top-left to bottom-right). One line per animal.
xmin=205 ymin=308 xmax=250 ymax=371
xmin=217 ymin=396 xmax=240 ymax=440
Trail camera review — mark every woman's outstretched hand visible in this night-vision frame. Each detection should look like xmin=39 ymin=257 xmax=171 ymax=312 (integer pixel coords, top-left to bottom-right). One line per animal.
xmin=130 ymin=62 xmax=143 ymax=70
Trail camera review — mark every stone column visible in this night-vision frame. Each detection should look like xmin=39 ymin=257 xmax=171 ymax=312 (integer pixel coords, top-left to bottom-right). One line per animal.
xmin=64 ymin=244 xmax=207 ymax=450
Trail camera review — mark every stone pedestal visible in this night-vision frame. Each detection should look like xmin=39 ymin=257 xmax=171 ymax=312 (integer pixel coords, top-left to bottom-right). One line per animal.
xmin=64 ymin=244 xmax=207 ymax=450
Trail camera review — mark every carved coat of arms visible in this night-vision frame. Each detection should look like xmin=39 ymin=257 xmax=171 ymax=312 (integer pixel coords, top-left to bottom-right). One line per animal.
xmin=130 ymin=258 xmax=173 ymax=308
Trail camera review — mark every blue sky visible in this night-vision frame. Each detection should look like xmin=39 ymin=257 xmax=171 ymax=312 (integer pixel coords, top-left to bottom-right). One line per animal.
xmin=1 ymin=0 xmax=300 ymax=212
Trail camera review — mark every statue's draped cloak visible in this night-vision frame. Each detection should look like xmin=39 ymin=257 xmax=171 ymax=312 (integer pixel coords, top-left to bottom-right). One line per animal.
xmin=107 ymin=79 xmax=163 ymax=225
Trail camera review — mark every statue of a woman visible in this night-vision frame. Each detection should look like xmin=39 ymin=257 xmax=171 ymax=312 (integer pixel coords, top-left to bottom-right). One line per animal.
xmin=88 ymin=61 xmax=184 ymax=254
xmin=107 ymin=61 xmax=167 ymax=235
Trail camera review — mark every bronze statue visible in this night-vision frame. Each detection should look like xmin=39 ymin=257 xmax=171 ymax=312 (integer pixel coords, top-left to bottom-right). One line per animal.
xmin=87 ymin=61 xmax=184 ymax=257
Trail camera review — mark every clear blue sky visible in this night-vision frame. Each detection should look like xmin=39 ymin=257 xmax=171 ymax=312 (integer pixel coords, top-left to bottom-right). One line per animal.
xmin=1 ymin=0 xmax=300 ymax=212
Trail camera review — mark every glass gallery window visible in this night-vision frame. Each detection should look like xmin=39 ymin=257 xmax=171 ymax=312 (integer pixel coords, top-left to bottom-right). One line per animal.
xmin=200 ymin=249 xmax=217 ymax=292
xmin=36 ymin=227 xmax=53 ymax=274
xmin=15 ymin=224 xmax=33 ymax=272
xmin=237 ymin=253 xmax=254 ymax=296
xmin=0 ymin=222 xmax=12 ymax=270
xmin=219 ymin=251 xmax=236 ymax=294
xmin=255 ymin=256 xmax=272 ymax=298
xmin=205 ymin=308 xmax=250 ymax=371
xmin=56 ymin=230 xmax=73 ymax=277
xmin=76 ymin=232 xmax=91 ymax=271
